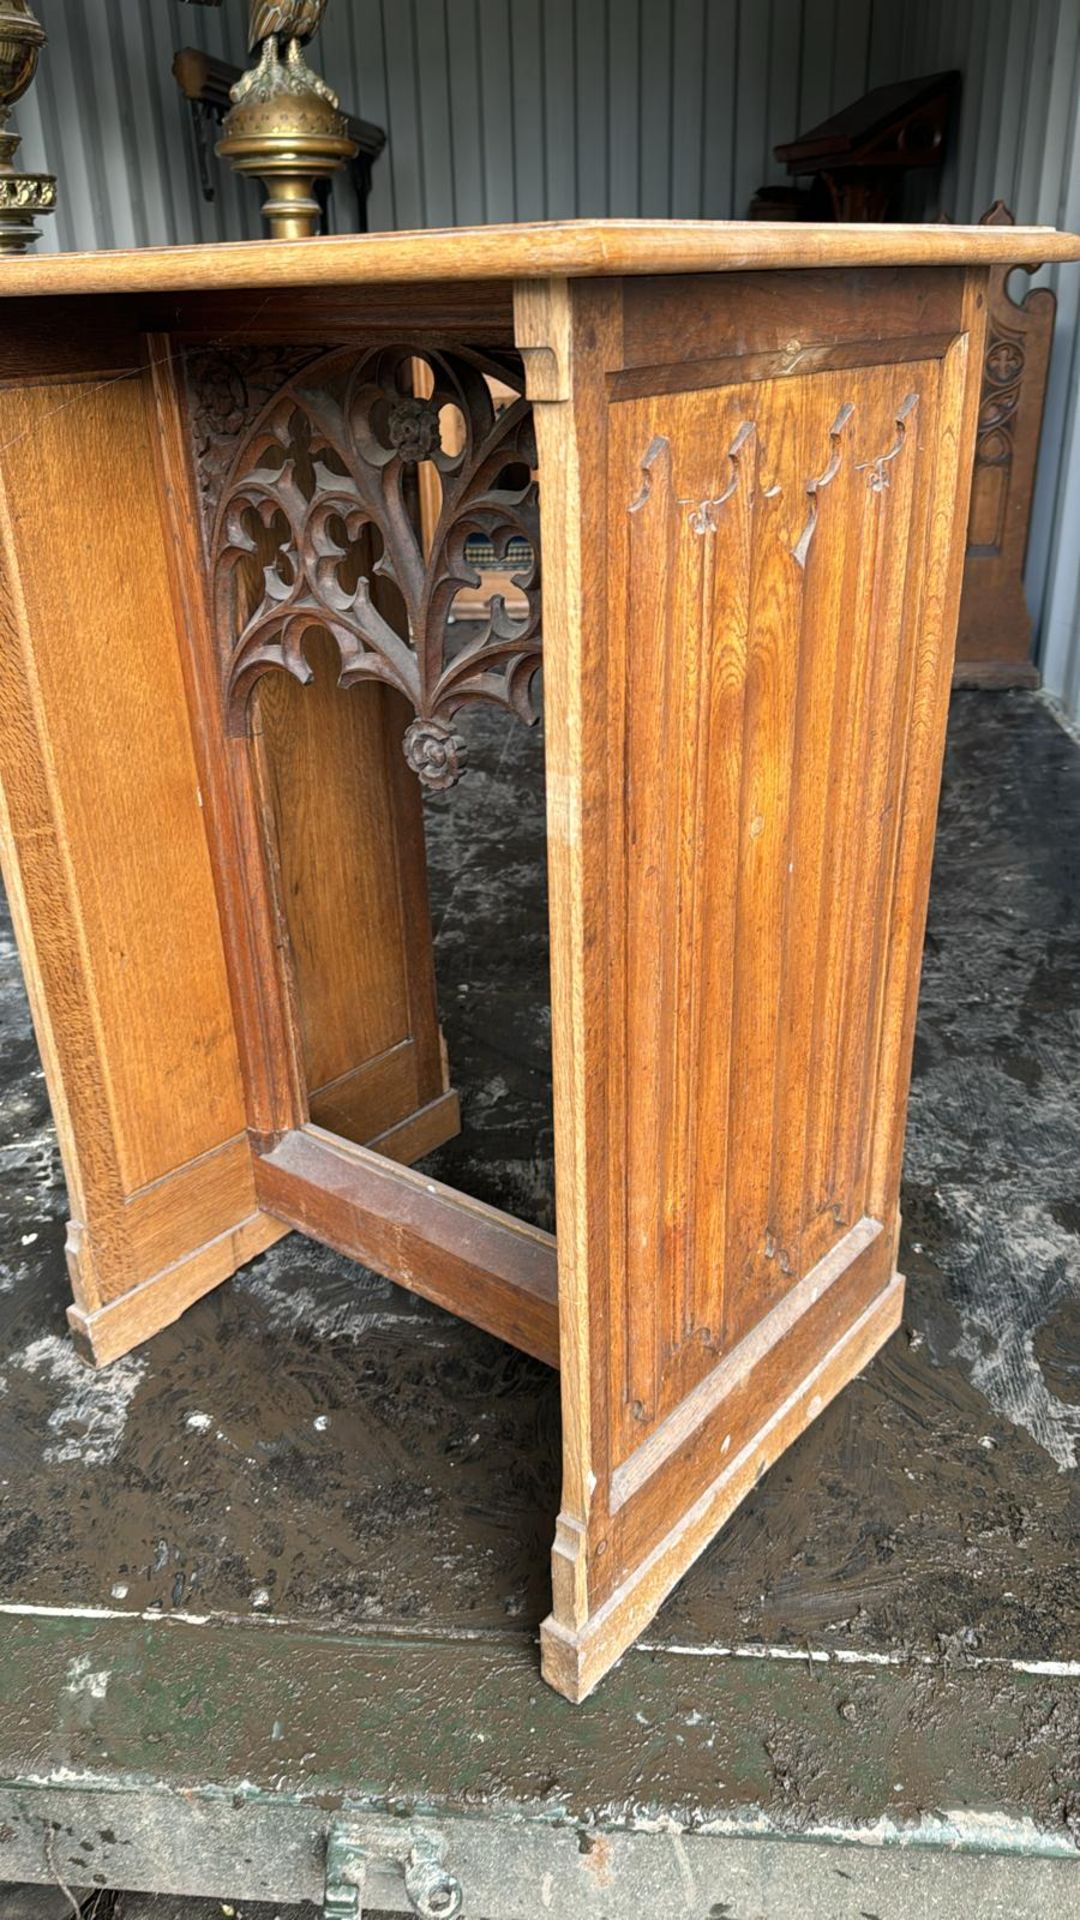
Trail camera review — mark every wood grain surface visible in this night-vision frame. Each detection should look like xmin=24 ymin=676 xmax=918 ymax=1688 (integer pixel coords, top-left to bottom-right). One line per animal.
xmin=0 ymin=368 xmax=284 ymax=1358
xmin=0 ymin=231 xmax=1057 ymax=1700
xmin=519 ymin=264 xmax=990 ymax=1699
xmin=0 ymin=219 xmax=1076 ymax=302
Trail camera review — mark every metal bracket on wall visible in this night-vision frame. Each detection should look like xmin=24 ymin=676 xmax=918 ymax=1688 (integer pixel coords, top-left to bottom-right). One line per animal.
xmin=323 ymin=1816 xmax=464 ymax=1920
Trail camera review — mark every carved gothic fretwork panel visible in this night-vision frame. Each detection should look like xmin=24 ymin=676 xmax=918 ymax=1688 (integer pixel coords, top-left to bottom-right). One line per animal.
xmin=201 ymin=344 xmax=541 ymax=788
xmin=186 ymin=344 xmax=328 ymax=532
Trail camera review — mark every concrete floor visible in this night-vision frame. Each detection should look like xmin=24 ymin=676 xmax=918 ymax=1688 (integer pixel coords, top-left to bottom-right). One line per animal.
xmin=0 ymin=690 xmax=1078 ymax=1914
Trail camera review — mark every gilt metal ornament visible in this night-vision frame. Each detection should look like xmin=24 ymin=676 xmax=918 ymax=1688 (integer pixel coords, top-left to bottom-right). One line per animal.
xmin=0 ymin=2 xmax=55 ymax=254
xmin=218 ymin=0 xmax=354 ymax=239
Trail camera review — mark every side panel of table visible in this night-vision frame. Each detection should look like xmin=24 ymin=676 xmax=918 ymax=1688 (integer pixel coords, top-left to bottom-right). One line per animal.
xmin=0 ymin=319 xmax=456 ymax=1365
xmin=0 ymin=341 xmax=283 ymax=1363
xmin=151 ymin=342 xmax=459 ymax=1172
xmin=518 ymin=267 xmax=989 ymax=1700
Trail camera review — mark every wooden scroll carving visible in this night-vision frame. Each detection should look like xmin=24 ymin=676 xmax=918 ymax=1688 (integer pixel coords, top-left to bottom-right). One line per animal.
xmin=955 ymin=202 xmax=1056 ymax=687
xmin=202 ymin=344 xmax=541 ymax=787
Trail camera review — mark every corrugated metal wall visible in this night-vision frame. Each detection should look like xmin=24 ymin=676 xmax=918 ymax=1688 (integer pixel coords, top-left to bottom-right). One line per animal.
xmin=11 ymin=0 xmax=1080 ymax=709
xmin=16 ymin=0 xmax=910 ymax=242
xmin=899 ymin=0 xmax=1080 ymax=712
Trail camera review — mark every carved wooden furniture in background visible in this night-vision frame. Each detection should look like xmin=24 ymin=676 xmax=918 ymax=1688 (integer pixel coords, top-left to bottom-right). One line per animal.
xmin=0 ymin=219 xmax=1076 ymax=1703
xmin=773 ymin=72 xmax=958 ymax=221
xmin=954 ymin=202 xmax=1057 ymax=688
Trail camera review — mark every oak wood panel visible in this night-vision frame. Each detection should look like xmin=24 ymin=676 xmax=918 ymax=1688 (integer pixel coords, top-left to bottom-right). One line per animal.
xmin=619 ymin=268 xmax=966 ymax=373
xmin=151 ymin=339 xmax=304 ymax=1147
xmin=141 ymin=282 xmax=516 ymax=347
xmin=0 ymin=220 xmax=1076 ymax=302
xmin=156 ymin=341 xmax=458 ymax=1177
xmin=0 ymin=367 xmax=285 ymax=1350
xmin=0 ymin=302 xmax=143 ymax=385
xmin=256 ymin=1125 xmax=559 ymax=1369
xmin=0 ymin=380 xmax=242 ymax=1194
xmin=101 ymin=1136 xmax=268 ymax=1285
xmin=518 ymin=267 xmax=991 ymax=1702
xmin=255 ymin=640 xmax=448 ymax=1148
xmin=604 ymin=359 xmax=938 ymax=1451
xmin=0 ymin=288 xmax=515 ymax=389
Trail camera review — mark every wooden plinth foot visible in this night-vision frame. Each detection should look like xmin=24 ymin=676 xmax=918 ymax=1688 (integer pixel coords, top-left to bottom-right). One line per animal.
xmin=539 ymin=1273 xmax=905 ymax=1704
xmin=66 ymin=1211 xmax=287 ymax=1367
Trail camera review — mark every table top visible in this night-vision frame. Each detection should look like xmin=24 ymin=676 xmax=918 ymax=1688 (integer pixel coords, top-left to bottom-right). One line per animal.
xmin=1 ymin=217 xmax=1079 ymax=299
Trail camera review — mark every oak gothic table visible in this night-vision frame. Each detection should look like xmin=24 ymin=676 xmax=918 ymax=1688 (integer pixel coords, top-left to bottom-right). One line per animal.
xmin=0 ymin=220 xmax=1077 ymax=1703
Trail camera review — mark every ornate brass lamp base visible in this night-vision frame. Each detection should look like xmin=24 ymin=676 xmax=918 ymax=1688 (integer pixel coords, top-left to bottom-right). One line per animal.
xmin=217 ymin=31 xmax=356 ymax=241
xmin=216 ymin=123 xmax=355 ymax=242
xmin=0 ymin=161 xmax=57 ymax=253
xmin=0 ymin=2 xmax=55 ymax=254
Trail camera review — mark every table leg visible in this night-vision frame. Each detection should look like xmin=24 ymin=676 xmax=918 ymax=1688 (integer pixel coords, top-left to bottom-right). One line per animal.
xmin=0 ymin=362 xmax=282 ymax=1364
xmin=517 ymin=269 xmax=987 ymax=1700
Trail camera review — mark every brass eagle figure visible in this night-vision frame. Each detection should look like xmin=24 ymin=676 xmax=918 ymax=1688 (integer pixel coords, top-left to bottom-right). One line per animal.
xmin=247 ymin=0 xmax=328 ymax=53
xmin=232 ymin=0 xmax=336 ymax=105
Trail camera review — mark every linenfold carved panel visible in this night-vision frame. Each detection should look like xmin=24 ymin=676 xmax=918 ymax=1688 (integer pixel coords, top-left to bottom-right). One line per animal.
xmin=605 ymin=365 xmax=935 ymax=1463
xmin=192 ymin=344 xmax=541 ymax=788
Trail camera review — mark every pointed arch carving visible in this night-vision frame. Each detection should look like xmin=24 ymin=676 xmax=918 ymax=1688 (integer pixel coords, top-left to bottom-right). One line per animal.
xmin=207 ymin=344 xmax=542 ymax=789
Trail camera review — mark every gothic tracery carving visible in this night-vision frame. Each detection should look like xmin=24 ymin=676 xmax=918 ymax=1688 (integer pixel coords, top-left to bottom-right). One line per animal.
xmin=186 ymin=344 xmax=326 ymax=530
xmin=205 ymin=344 xmax=541 ymax=789
xmin=975 ymin=323 xmax=1025 ymax=471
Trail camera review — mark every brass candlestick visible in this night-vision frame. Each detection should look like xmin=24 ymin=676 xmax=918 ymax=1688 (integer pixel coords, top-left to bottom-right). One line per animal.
xmin=0 ymin=0 xmax=55 ymax=254
xmin=217 ymin=0 xmax=355 ymax=240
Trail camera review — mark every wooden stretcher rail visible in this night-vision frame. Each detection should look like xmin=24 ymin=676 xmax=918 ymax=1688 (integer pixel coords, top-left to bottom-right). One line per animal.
xmin=255 ymin=1124 xmax=560 ymax=1370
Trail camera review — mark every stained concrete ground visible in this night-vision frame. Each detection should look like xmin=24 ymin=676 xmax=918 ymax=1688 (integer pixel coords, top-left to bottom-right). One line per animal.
xmin=0 ymin=691 xmax=1078 ymax=1913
